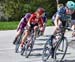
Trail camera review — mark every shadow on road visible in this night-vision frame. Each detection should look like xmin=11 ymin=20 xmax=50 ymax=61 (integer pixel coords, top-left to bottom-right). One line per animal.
xmin=30 ymin=53 xmax=42 ymax=57
xmin=35 ymin=42 xmax=45 ymax=45
xmin=32 ymin=48 xmax=43 ymax=51
xmin=36 ymin=35 xmax=51 ymax=41
xmin=36 ymin=38 xmax=48 ymax=41
xmin=56 ymin=52 xmax=71 ymax=55
xmin=43 ymin=35 xmax=51 ymax=37
xmin=21 ymin=48 xmax=43 ymax=57
xmin=63 ymin=60 xmax=75 ymax=62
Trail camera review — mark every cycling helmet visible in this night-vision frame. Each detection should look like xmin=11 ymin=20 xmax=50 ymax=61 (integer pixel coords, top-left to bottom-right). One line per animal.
xmin=37 ymin=7 xmax=45 ymax=15
xmin=66 ymin=1 xmax=75 ymax=10
xmin=25 ymin=13 xmax=31 ymax=19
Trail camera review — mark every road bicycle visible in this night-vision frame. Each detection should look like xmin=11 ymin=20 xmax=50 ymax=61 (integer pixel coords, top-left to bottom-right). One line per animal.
xmin=42 ymin=25 xmax=70 ymax=62
xmin=21 ymin=29 xmax=35 ymax=58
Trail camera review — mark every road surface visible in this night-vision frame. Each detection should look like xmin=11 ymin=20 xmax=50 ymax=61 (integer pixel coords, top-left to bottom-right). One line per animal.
xmin=0 ymin=26 xmax=75 ymax=62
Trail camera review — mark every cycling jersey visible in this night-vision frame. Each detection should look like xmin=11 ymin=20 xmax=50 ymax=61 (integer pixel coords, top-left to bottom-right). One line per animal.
xmin=52 ymin=7 xmax=71 ymax=22
xmin=18 ymin=13 xmax=31 ymax=31
xmin=28 ymin=13 xmax=43 ymax=27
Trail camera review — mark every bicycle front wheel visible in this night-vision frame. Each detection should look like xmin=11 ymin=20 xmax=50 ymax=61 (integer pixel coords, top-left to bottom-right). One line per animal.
xmin=15 ymin=36 xmax=22 ymax=53
xmin=42 ymin=39 xmax=53 ymax=62
xmin=54 ymin=37 xmax=68 ymax=62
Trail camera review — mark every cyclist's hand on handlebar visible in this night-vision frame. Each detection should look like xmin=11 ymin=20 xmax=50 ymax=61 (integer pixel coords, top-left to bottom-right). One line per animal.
xmin=56 ymin=25 xmax=59 ymax=29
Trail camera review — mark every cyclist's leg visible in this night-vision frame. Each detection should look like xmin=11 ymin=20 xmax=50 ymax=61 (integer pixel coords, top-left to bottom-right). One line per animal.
xmin=34 ymin=25 xmax=38 ymax=36
xmin=50 ymin=19 xmax=63 ymax=58
xmin=62 ymin=21 xmax=67 ymax=35
xmin=13 ymin=29 xmax=22 ymax=44
xmin=39 ymin=26 xmax=44 ymax=35
xmin=20 ymin=30 xmax=30 ymax=47
xmin=31 ymin=23 xmax=39 ymax=37
xmin=19 ymin=23 xmax=34 ymax=48
xmin=52 ymin=19 xmax=62 ymax=36
xmin=50 ymin=19 xmax=62 ymax=48
xmin=18 ymin=30 xmax=29 ymax=52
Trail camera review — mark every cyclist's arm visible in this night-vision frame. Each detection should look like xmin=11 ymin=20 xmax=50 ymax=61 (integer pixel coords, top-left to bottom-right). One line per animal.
xmin=27 ymin=14 xmax=34 ymax=27
xmin=54 ymin=7 xmax=65 ymax=27
xmin=17 ymin=18 xmax=24 ymax=29
xmin=54 ymin=14 xmax=59 ymax=27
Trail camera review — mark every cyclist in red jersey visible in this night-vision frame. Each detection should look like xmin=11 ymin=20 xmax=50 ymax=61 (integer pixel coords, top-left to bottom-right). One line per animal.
xmin=19 ymin=8 xmax=45 ymax=50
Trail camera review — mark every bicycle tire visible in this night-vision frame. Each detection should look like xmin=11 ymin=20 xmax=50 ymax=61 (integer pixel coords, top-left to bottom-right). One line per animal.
xmin=42 ymin=39 xmax=52 ymax=62
xmin=54 ymin=37 xmax=68 ymax=62
xmin=25 ymin=40 xmax=34 ymax=58
xmin=15 ymin=36 xmax=22 ymax=53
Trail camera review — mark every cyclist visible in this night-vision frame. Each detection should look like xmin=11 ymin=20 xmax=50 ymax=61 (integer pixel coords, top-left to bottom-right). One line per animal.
xmin=51 ymin=1 xmax=75 ymax=38
xmin=19 ymin=8 xmax=45 ymax=50
xmin=13 ymin=13 xmax=31 ymax=44
xmin=50 ymin=1 xmax=75 ymax=59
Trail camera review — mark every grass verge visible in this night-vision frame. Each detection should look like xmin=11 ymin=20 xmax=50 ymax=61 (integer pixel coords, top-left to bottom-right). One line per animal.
xmin=0 ymin=19 xmax=53 ymax=30
xmin=0 ymin=21 xmax=19 ymax=30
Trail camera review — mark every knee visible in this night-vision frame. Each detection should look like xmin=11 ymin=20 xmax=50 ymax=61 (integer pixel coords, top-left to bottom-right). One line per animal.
xmin=40 ymin=27 xmax=44 ymax=32
xmin=34 ymin=26 xmax=38 ymax=31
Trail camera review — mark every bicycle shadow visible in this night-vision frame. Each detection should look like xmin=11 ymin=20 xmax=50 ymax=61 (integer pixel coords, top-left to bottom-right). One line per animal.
xmin=35 ymin=42 xmax=45 ymax=45
xmin=30 ymin=53 xmax=42 ymax=57
xmin=56 ymin=52 xmax=71 ymax=55
xmin=44 ymin=59 xmax=75 ymax=62
xmin=32 ymin=48 xmax=43 ymax=51
xmin=30 ymin=48 xmax=43 ymax=57
xmin=36 ymin=38 xmax=48 ymax=41
xmin=43 ymin=35 xmax=51 ymax=37
xmin=21 ymin=48 xmax=43 ymax=57
xmin=35 ymin=35 xmax=51 ymax=41
xmin=31 ymin=47 xmax=44 ymax=57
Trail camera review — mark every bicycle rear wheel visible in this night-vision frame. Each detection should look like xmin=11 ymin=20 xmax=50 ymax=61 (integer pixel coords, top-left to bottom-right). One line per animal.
xmin=54 ymin=37 xmax=68 ymax=62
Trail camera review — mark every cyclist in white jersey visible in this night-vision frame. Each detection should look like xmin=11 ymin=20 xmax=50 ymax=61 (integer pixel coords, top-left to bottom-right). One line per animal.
xmin=51 ymin=1 xmax=75 ymax=37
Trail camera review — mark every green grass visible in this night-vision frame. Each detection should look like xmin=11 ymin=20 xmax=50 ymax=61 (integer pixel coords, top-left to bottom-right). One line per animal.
xmin=46 ymin=19 xmax=53 ymax=26
xmin=0 ymin=21 xmax=19 ymax=30
xmin=0 ymin=19 xmax=53 ymax=30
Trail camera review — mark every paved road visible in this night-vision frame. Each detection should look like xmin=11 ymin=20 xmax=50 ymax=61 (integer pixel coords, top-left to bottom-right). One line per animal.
xmin=0 ymin=26 xmax=75 ymax=62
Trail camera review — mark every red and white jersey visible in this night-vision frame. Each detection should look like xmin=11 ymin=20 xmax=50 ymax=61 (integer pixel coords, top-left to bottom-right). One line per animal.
xmin=28 ymin=13 xmax=43 ymax=27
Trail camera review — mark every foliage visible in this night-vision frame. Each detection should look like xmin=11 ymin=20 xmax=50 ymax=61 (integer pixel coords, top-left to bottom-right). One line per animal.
xmin=0 ymin=0 xmax=56 ymax=21
xmin=0 ymin=0 xmax=73 ymax=21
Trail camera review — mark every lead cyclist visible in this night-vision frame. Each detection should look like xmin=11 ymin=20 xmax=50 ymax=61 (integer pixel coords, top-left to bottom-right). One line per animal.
xmin=51 ymin=1 xmax=75 ymax=38
xmin=13 ymin=13 xmax=31 ymax=44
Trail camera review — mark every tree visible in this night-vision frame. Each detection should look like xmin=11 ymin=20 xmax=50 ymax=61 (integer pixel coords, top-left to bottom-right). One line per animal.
xmin=1 ymin=0 xmax=71 ymax=21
